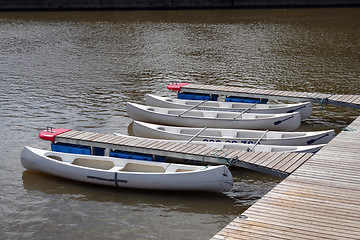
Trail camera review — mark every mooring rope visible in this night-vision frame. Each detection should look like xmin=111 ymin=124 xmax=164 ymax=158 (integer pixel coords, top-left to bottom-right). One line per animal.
xmin=207 ymin=149 xmax=239 ymax=167
xmin=343 ymin=127 xmax=357 ymax=132
xmin=307 ymin=94 xmax=330 ymax=111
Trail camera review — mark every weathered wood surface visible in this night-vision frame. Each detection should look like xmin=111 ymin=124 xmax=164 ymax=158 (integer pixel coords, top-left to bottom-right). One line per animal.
xmin=211 ymin=116 xmax=360 ymax=240
xmin=180 ymin=84 xmax=360 ymax=109
xmin=55 ymin=131 xmax=313 ymax=177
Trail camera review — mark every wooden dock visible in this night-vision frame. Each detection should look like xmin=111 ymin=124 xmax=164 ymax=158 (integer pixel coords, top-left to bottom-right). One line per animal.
xmin=211 ymin=116 xmax=360 ymax=240
xmin=54 ymin=131 xmax=313 ymax=178
xmin=177 ymin=83 xmax=360 ymax=109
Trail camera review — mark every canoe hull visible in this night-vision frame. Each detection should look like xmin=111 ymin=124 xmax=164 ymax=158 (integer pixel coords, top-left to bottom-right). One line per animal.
xmin=127 ymin=102 xmax=301 ymax=131
xmin=132 ymin=121 xmax=336 ymax=146
xmin=146 ymin=94 xmax=313 ymax=120
xmin=21 ymin=146 xmax=233 ymax=193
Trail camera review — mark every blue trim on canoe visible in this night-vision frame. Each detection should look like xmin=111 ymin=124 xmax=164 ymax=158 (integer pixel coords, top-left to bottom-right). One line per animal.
xmin=274 ymin=115 xmax=294 ymax=126
xmin=306 ymin=133 xmax=329 ymax=145
xmin=287 ymin=105 xmax=306 ymax=113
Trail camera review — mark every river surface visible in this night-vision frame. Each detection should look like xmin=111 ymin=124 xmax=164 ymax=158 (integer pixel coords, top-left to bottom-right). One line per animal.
xmin=1 ymin=8 xmax=359 ymax=240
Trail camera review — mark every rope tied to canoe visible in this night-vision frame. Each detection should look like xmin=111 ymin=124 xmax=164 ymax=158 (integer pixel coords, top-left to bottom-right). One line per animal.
xmin=307 ymin=94 xmax=330 ymax=111
xmin=207 ymin=149 xmax=239 ymax=167
xmin=343 ymin=127 xmax=357 ymax=132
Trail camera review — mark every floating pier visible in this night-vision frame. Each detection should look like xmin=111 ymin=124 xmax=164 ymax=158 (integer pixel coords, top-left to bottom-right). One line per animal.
xmin=47 ymin=83 xmax=360 ymax=239
xmin=173 ymin=83 xmax=360 ymax=109
xmin=211 ymin=116 xmax=360 ymax=239
xmin=52 ymin=130 xmax=314 ymax=178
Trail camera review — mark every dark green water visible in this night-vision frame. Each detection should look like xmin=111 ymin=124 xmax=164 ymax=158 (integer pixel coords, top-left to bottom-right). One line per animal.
xmin=0 ymin=8 xmax=359 ymax=239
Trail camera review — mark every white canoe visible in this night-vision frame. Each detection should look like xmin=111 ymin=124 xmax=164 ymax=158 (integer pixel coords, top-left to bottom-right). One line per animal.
xmin=21 ymin=146 xmax=233 ymax=193
xmin=127 ymin=102 xmax=301 ymax=131
xmin=132 ymin=121 xmax=336 ymax=146
xmin=146 ymin=94 xmax=313 ymax=120
xmin=114 ymin=133 xmax=325 ymax=154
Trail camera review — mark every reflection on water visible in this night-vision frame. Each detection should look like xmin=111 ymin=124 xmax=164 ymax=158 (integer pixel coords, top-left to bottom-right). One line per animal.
xmin=18 ymin=168 xmax=280 ymax=239
xmin=22 ymin=170 xmax=237 ymax=215
xmin=22 ymin=168 xmax=281 ymax=214
xmin=1 ymin=7 xmax=359 ymax=240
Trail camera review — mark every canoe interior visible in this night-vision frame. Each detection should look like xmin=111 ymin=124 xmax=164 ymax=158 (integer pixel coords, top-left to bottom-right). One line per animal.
xmin=180 ymin=129 xmax=222 ymax=137
xmin=73 ymin=158 xmax=115 ymax=170
xmin=119 ymin=163 xmax=163 ymax=172
xmin=168 ymin=110 xmax=204 ymax=117
xmin=47 ymin=154 xmax=196 ymax=173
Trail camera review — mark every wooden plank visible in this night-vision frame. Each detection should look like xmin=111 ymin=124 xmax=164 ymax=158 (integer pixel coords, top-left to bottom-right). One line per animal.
xmin=130 ymin=138 xmax=154 ymax=148
xmin=329 ymin=94 xmax=343 ymax=101
xmin=226 ymin=218 xmax=343 ymax=240
xmin=167 ymin=142 xmax=188 ymax=152
xmin=234 ymin=214 xmax=360 ymax=239
xmin=286 ymin=174 xmax=360 ymax=190
xmin=265 ymin=152 xmax=289 ymax=169
xmin=161 ymin=142 xmax=184 ymax=151
xmin=241 ymin=214 xmax=360 ymax=238
xmin=341 ymin=95 xmax=357 ymax=103
xmin=56 ymin=129 xmax=77 ymax=138
xmin=252 ymin=152 xmax=277 ymax=166
xmin=244 ymin=207 xmax=360 ymax=234
xmin=103 ymin=135 xmax=122 ymax=144
xmin=345 ymin=95 xmax=359 ymax=103
xmin=185 ymin=144 xmax=208 ymax=154
xmin=251 ymin=152 xmax=274 ymax=165
xmin=264 ymin=191 xmax=360 ymax=212
xmin=256 ymin=152 xmax=283 ymax=168
xmin=285 ymin=153 xmax=312 ymax=173
xmin=150 ymin=140 xmax=177 ymax=151
xmin=271 ymin=152 xmax=299 ymax=171
xmin=195 ymin=146 xmax=218 ymax=156
xmin=351 ymin=96 xmax=360 ymax=104
xmin=238 ymin=151 xmax=262 ymax=164
xmin=61 ymin=130 xmax=83 ymax=138
xmin=181 ymin=84 xmax=360 ymax=109
xmin=254 ymin=200 xmax=360 ymax=224
xmin=55 ymin=129 xmax=73 ymax=138
xmin=271 ymin=186 xmax=360 ymax=206
xmin=84 ymin=133 xmax=106 ymax=142
xmin=337 ymin=95 xmax=351 ymax=102
xmin=250 ymin=199 xmax=360 ymax=223
xmin=179 ymin=144 xmax=201 ymax=154
xmin=90 ymin=134 xmax=112 ymax=143
xmin=110 ymin=136 xmax=135 ymax=145
xmin=247 ymin=152 xmax=269 ymax=164
xmin=294 ymin=92 xmax=309 ymax=98
xmin=170 ymin=144 xmax=195 ymax=154
xmin=336 ymin=94 xmax=349 ymax=102
xmin=225 ymin=151 xmax=247 ymax=161
xmin=291 ymin=169 xmax=360 ymax=184
xmin=138 ymin=139 xmax=163 ymax=149
xmin=75 ymin=131 xmax=97 ymax=140
xmin=217 ymin=148 xmax=239 ymax=159
xmin=276 ymin=181 xmax=360 ymax=204
xmin=82 ymin=132 xmax=105 ymax=141
xmin=259 ymin=89 xmax=273 ymax=95
xmin=67 ymin=131 xmax=93 ymax=140
xmin=104 ymin=135 xmax=126 ymax=144
xmin=277 ymin=152 xmax=307 ymax=172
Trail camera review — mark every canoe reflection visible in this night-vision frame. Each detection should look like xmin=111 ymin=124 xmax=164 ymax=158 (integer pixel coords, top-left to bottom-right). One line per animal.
xmin=22 ymin=170 xmax=239 ymax=215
